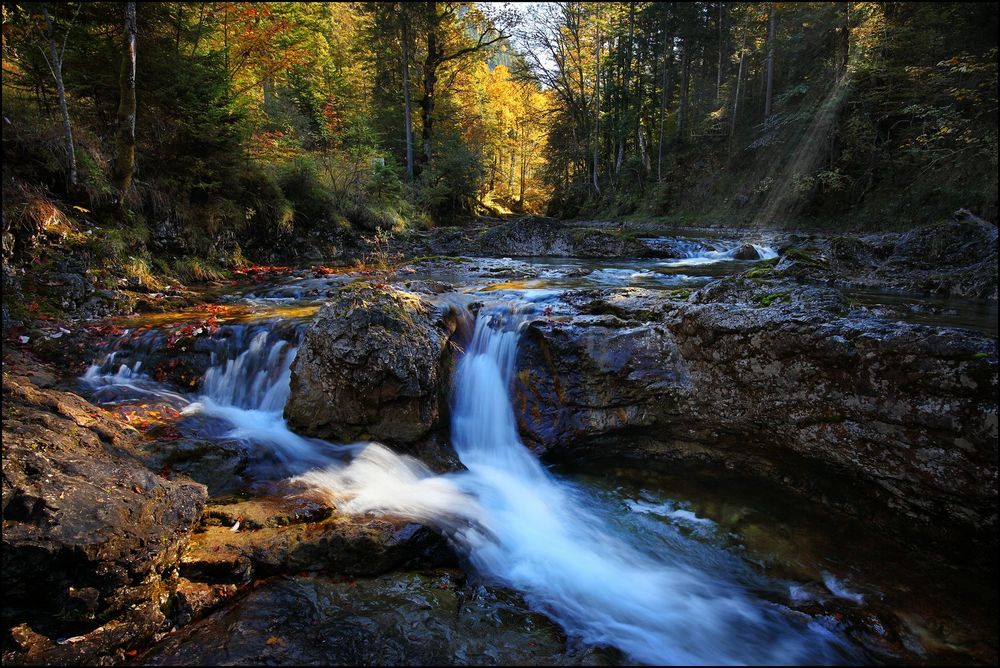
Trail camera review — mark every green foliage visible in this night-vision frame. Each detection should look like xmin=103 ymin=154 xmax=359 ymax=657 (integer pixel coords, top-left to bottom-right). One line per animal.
xmin=756 ymin=291 xmax=792 ymax=307
xmin=172 ymin=256 xmax=228 ymax=283
xmin=418 ymin=135 xmax=485 ymax=225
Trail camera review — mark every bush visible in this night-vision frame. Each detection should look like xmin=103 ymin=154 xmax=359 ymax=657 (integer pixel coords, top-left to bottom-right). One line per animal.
xmin=278 ymin=156 xmax=336 ymax=231
xmin=417 ymin=135 xmax=484 ymax=225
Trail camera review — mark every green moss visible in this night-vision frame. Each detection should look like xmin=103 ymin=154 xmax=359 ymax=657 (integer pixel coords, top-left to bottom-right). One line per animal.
xmin=568 ymin=227 xmax=638 ymax=243
xmin=745 ymin=261 xmax=779 ymax=280
xmin=971 ymin=352 xmax=990 ymax=359
xmin=782 ymin=248 xmax=828 ymax=268
xmin=757 ymin=290 xmax=792 ymax=307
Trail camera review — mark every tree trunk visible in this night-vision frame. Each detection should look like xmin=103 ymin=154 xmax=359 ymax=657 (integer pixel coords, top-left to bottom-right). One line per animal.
xmin=113 ymin=1 xmax=138 ymax=198
xmin=716 ymin=2 xmax=725 ymax=103
xmin=43 ymin=6 xmax=77 ymax=188
xmin=764 ymin=6 xmax=776 ymax=122
xmin=420 ymin=27 xmax=439 ymax=168
xmin=401 ymin=9 xmax=415 ymax=181
xmin=657 ymin=21 xmax=672 ymax=181
xmin=616 ymin=2 xmax=636 ymax=176
xmin=677 ymin=38 xmax=690 ymax=144
xmin=592 ymin=13 xmax=601 ymax=194
xmin=729 ymin=46 xmax=746 ymax=157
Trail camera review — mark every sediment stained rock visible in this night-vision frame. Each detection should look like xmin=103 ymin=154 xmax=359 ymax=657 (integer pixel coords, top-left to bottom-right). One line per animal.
xmin=285 ymin=285 xmax=460 ymax=446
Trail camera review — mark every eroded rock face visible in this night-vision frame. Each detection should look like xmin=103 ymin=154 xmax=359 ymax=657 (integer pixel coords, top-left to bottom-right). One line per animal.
xmin=140 ymin=571 xmax=596 ymax=666
xmin=773 ymin=217 xmax=999 ymax=299
xmin=512 ymin=278 xmax=998 ymax=540
xmin=1 ymin=376 xmax=207 ymax=662
xmin=179 ymin=495 xmax=455 ymax=583
xmin=473 ymin=217 xmax=650 ymax=258
xmin=286 ymin=285 xmax=460 ymax=445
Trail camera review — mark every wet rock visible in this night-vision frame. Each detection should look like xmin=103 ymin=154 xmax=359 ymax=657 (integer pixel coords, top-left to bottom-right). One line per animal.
xmin=286 ymin=285 xmax=460 ymax=446
xmin=170 ymin=579 xmax=236 ymax=628
xmin=180 ymin=496 xmax=454 ymax=582
xmin=1 ymin=376 xmax=206 ymax=656
xmin=731 ymin=243 xmax=761 ymax=260
xmin=140 ymin=572 xmax=597 ymax=666
xmin=3 ymin=601 xmax=166 ymax=666
xmin=473 ymin=217 xmax=649 ymax=258
xmin=133 ymin=438 xmax=250 ymax=498
xmin=512 ymin=279 xmax=998 ymax=541
xmin=775 ymin=220 xmax=998 ymax=299
xmin=513 ymin=312 xmax=690 ymax=452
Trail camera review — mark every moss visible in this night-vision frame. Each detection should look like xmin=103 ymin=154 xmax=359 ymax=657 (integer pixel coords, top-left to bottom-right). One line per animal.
xmin=756 ymin=290 xmax=792 ymax=307
xmin=568 ymin=227 xmax=638 ymax=243
xmin=782 ymin=247 xmax=828 ymax=268
xmin=971 ymin=352 xmax=990 ymax=359
xmin=745 ymin=264 xmax=778 ymax=280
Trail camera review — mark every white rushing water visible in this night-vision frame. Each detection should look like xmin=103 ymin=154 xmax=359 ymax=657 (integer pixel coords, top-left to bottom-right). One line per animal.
xmin=296 ymin=305 xmax=852 ymax=665
xmin=82 ymin=324 xmax=340 ymax=468
xmin=81 ymin=304 xmax=853 ymax=664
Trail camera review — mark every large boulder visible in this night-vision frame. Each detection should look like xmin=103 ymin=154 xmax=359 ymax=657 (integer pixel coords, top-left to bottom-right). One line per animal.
xmin=1 ymin=375 xmax=207 ymax=662
xmin=512 ymin=279 xmax=998 ymax=541
xmin=179 ymin=495 xmax=454 ymax=583
xmin=773 ymin=218 xmax=998 ymax=299
xmin=286 ymin=285 xmax=460 ymax=445
xmin=473 ymin=217 xmax=650 ymax=258
xmin=139 ymin=571 xmax=594 ymax=666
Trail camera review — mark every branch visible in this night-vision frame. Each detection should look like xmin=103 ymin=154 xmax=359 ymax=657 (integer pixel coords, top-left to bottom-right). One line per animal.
xmin=438 ymin=29 xmax=508 ymax=65
xmin=60 ymin=3 xmax=83 ymax=62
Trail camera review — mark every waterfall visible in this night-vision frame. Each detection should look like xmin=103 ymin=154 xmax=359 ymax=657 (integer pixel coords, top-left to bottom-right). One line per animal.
xmin=81 ymin=322 xmax=337 ymax=468
xmin=296 ymin=305 xmax=853 ymax=665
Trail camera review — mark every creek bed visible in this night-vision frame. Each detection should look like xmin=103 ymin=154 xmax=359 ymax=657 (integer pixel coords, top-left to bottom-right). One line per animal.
xmin=71 ymin=234 xmax=997 ymax=665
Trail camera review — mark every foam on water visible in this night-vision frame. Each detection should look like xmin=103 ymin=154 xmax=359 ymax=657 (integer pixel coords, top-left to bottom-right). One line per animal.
xmin=296 ymin=305 xmax=855 ymax=665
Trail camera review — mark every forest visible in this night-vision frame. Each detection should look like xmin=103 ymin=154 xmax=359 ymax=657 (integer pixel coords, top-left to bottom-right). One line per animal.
xmin=1 ymin=3 xmax=998 ymax=667
xmin=3 ymin=2 xmax=996 ymax=288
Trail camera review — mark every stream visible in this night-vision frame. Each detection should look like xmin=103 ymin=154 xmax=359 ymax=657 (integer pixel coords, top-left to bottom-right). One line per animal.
xmin=77 ymin=237 xmax=997 ymax=665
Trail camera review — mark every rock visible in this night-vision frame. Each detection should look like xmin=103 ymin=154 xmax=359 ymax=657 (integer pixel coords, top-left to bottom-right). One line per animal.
xmin=1 ymin=376 xmax=207 ymax=657
xmin=3 ymin=601 xmax=166 ymax=666
xmin=774 ymin=221 xmax=998 ymax=299
xmin=514 ymin=318 xmax=689 ymax=453
xmin=179 ymin=496 xmax=454 ymax=583
xmin=140 ymin=572 xmax=599 ymax=666
xmin=508 ymin=279 xmax=997 ymax=543
xmin=171 ymin=579 xmax=236 ymax=628
xmin=132 ymin=437 xmax=251 ymax=498
xmin=473 ymin=217 xmax=650 ymax=258
xmin=730 ymin=243 xmax=761 ymax=260
xmin=286 ymin=285 xmax=460 ymax=446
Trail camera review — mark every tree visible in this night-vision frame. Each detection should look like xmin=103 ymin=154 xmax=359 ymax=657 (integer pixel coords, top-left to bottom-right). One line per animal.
xmin=400 ymin=5 xmax=415 ymax=182
xmin=417 ymin=2 xmax=514 ymax=168
xmin=764 ymin=4 xmax=776 ymax=121
xmin=40 ymin=3 xmax=82 ymax=188
xmin=113 ymin=1 xmax=137 ymax=198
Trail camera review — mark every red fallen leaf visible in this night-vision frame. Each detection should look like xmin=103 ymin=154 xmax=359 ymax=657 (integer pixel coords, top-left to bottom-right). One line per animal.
xmin=125 ymin=649 xmax=139 ymax=657
xmin=132 ymin=485 xmax=142 ymax=494
xmin=213 ymin=545 xmax=221 ymax=552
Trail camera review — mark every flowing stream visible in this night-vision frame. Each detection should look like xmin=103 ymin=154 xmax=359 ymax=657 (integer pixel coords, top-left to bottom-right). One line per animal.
xmin=76 ymin=240 xmax=997 ymax=664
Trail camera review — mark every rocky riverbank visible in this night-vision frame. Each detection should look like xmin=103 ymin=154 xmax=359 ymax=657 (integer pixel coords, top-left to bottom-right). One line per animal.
xmin=2 ymin=216 xmax=997 ymax=665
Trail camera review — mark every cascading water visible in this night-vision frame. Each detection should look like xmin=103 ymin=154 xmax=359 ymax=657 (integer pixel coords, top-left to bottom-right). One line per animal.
xmin=82 ymin=321 xmax=337 ymax=468
xmin=297 ymin=305 xmax=855 ymax=665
